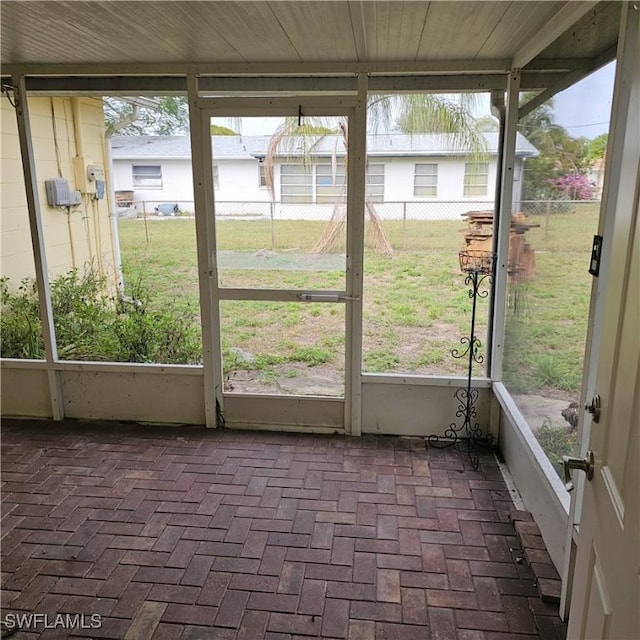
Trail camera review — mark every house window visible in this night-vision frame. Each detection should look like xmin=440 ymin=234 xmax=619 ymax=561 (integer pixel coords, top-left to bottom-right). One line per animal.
xmin=281 ymin=164 xmax=312 ymax=203
xmin=464 ymin=162 xmax=489 ymax=197
xmin=132 ymin=165 xmax=162 ymax=188
xmin=315 ymin=162 xmax=346 ymax=203
xmin=366 ymin=164 xmax=384 ymax=202
xmin=414 ymin=164 xmax=438 ymax=197
xmin=213 ymin=165 xmax=219 ymax=190
xmin=258 ymin=163 xmax=267 ymax=189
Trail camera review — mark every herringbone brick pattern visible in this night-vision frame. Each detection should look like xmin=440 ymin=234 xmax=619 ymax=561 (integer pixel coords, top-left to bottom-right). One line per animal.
xmin=1 ymin=419 xmax=566 ymax=639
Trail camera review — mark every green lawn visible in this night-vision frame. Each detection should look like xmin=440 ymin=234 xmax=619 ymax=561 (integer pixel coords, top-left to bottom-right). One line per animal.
xmin=503 ymin=204 xmax=599 ymax=398
xmin=118 ymin=205 xmax=598 ymax=397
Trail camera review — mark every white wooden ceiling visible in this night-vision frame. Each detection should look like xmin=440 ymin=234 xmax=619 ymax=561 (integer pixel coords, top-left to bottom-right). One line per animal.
xmin=0 ymin=1 xmax=620 ymax=73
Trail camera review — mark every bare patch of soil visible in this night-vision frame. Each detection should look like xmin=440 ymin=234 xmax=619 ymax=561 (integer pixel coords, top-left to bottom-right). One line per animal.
xmin=512 ymin=393 xmax=575 ymax=432
xmin=224 ymin=363 xmax=343 ymax=396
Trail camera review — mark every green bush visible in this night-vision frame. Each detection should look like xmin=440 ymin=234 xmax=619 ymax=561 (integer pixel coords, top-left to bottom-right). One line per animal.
xmin=1 ymin=269 xmax=201 ymax=364
xmin=1 ymin=277 xmax=43 ymax=358
xmin=535 ymin=420 xmax=578 ymax=478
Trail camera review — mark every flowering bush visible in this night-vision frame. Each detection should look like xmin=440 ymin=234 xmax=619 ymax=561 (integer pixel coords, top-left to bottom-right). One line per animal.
xmin=548 ymin=173 xmax=594 ymax=200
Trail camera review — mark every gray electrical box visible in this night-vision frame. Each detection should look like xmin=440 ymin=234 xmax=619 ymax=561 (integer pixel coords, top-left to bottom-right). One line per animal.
xmin=45 ymin=177 xmax=71 ymax=206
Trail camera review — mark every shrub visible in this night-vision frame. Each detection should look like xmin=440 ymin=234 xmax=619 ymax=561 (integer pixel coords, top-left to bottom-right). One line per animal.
xmin=0 ymin=277 xmax=43 ymax=358
xmin=535 ymin=420 xmax=578 ymax=478
xmin=548 ymin=173 xmax=594 ymax=201
xmin=0 ymin=269 xmax=201 ymax=364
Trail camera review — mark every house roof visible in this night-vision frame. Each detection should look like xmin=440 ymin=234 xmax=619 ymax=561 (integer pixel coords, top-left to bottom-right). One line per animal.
xmin=110 ymin=135 xmax=272 ymax=160
xmin=111 ymin=132 xmax=537 ymax=161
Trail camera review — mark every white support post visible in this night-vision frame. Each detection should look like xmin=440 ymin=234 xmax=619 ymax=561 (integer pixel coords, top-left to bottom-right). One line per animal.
xmin=11 ymin=74 xmax=64 ymax=420
xmin=345 ymin=74 xmax=368 ymax=436
xmin=490 ymin=70 xmax=521 ymax=381
xmin=187 ymin=74 xmax=221 ymax=428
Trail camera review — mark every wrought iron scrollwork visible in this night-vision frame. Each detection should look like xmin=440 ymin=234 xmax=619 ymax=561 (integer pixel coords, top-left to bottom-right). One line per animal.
xmin=428 ymin=250 xmax=495 ymax=470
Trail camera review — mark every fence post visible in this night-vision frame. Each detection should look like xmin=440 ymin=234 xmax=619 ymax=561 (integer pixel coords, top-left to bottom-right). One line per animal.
xmin=402 ymin=201 xmax=407 ymax=250
xmin=143 ymin=201 xmax=149 ymax=247
xmin=270 ymin=201 xmax=276 ymax=251
xmin=545 ymin=200 xmax=551 ymax=237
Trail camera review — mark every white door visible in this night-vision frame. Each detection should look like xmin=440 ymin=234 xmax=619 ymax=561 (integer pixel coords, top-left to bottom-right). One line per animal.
xmin=194 ymin=97 xmax=364 ymax=434
xmin=566 ymin=6 xmax=639 ymax=638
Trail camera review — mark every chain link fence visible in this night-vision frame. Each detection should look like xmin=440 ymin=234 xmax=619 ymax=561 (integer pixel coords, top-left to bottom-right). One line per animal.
xmin=125 ymin=199 xmax=501 ymax=220
xmin=123 ymin=198 xmax=601 ymax=257
xmin=126 ymin=198 xmax=600 ymax=218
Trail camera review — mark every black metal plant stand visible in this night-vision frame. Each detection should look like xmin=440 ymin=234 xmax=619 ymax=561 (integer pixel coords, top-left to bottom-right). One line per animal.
xmin=428 ymin=250 xmax=495 ymax=470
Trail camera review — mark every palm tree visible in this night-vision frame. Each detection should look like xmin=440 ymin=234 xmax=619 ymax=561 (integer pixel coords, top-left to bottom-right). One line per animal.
xmin=263 ymin=94 xmax=488 ymax=255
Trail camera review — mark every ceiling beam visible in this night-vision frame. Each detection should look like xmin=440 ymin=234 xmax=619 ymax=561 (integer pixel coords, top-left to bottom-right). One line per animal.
xmin=369 ymin=75 xmax=506 ymax=92
xmin=0 ymin=70 xmax=577 ymax=96
xmin=519 ymin=71 xmax=576 ymax=89
xmin=1 ymin=76 xmax=187 ymax=95
xmin=512 ymin=1 xmax=600 ymax=69
xmin=524 ymin=57 xmax=596 ymax=71
xmin=1 ymin=59 xmax=512 ymax=77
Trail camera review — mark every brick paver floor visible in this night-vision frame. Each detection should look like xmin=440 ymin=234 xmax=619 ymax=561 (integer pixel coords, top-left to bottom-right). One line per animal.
xmin=1 ymin=419 xmax=566 ymax=639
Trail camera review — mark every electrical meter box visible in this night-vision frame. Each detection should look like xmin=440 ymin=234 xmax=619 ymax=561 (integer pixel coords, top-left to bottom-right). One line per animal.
xmin=87 ymin=164 xmax=104 ymax=183
xmin=45 ymin=177 xmax=71 ymax=206
xmin=73 ymin=157 xmax=104 ymax=194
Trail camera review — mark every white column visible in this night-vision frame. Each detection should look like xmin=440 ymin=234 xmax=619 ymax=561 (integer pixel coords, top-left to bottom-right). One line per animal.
xmin=490 ymin=70 xmax=520 ymax=381
xmin=345 ymin=73 xmax=368 ymax=436
xmin=187 ymin=74 xmax=222 ymax=427
xmin=11 ymin=74 xmax=63 ymax=419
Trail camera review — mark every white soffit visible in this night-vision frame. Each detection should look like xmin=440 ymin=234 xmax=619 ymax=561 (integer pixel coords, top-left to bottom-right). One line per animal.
xmin=0 ymin=1 xmax=621 ymax=76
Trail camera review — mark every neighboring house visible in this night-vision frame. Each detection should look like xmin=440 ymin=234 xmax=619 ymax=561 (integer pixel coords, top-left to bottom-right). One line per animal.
xmin=111 ymin=132 xmax=536 ymax=219
xmin=1 ymin=97 xmax=117 ymax=289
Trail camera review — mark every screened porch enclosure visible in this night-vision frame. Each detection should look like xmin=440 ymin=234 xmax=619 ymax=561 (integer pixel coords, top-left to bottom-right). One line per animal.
xmin=1 ymin=1 xmax=637 ymax=637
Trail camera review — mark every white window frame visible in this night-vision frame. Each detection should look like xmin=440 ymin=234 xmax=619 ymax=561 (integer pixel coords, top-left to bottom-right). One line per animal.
xmin=366 ymin=163 xmax=384 ymax=202
xmin=258 ymin=163 xmax=267 ymax=189
xmin=315 ymin=160 xmax=346 ymax=203
xmin=280 ymin=163 xmax=313 ymax=203
xmin=464 ymin=162 xmax=489 ymax=197
xmin=132 ymin=164 xmax=162 ymax=189
xmin=213 ymin=165 xmax=219 ymax=190
xmin=414 ymin=163 xmax=438 ymax=197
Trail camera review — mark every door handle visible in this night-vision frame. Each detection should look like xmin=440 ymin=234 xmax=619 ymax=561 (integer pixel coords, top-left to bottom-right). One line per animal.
xmin=562 ymin=450 xmax=594 ymax=492
xmin=298 ymin=293 xmax=341 ymax=302
xmin=297 ymin=293 xmax=359 ymax=302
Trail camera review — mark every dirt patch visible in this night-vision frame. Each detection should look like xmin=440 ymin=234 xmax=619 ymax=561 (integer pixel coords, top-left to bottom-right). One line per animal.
xmin=224 ymin=362 xmax=343 ymax=396
xmin=512 ymin=393 xmax=574 ymax=432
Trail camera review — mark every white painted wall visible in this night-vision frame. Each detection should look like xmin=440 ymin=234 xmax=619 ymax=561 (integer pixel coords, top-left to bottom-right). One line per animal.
xmin=2 ymin=97 xmax=117 ymax=288
xmin=113 ymin=157 xmax=271 ymax=214
xmin=216 ymin=158 xmax=269 ymax=202
xmin=112 ymin=153 xmax=525 ymax=221
xmin=112 ymin=158 xmax=194 ymax=212
xmin=380 ymin=156 xmax=496 ymax=201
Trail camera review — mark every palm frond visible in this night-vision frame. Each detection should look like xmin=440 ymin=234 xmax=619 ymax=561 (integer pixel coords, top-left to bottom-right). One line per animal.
xmin=391 ymin=94 xmax=488 ymax=164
